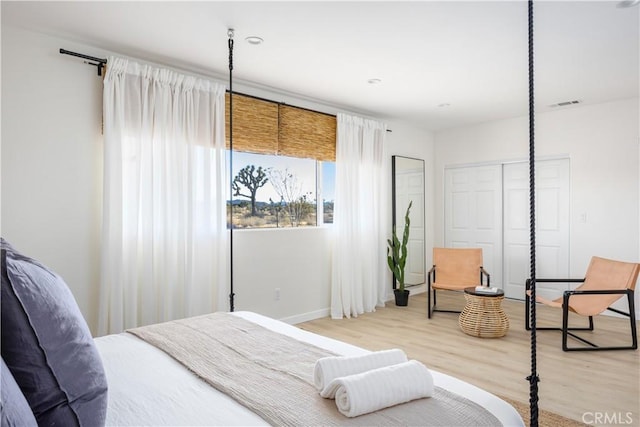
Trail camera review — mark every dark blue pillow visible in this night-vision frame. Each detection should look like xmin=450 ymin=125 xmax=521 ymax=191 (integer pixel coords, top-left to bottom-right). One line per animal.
xmin=1 ymin=239 xmax=108 ymax=427
xmin=1 ymin=356 xmax=37 ymax=427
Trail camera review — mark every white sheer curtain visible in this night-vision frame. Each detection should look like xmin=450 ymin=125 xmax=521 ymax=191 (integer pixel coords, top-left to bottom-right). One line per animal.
xmin=331 ymin=113 xmax=389 ymax=319
xmin=98 ymin=57 xmax=227 ymax=335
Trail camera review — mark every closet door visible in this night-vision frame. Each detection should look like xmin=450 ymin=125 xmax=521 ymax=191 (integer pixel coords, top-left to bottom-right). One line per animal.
xmin=503 ymin=159 xmax=570 ymax=299
xmin=444 ymin=165 xmax=503 ymax=288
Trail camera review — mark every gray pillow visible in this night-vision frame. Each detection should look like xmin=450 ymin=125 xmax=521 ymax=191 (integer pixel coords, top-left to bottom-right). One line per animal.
xmin=1 ymin=356 xmax=38 ymax=427
xmin=1 ymin=239 xmax=108 ymax=427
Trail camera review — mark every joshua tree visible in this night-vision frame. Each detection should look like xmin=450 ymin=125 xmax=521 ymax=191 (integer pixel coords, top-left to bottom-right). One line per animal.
xmin=232 ymin=165 xmax=269 ymax=216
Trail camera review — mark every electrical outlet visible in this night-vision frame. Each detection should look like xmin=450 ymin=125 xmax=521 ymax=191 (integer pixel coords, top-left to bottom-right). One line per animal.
xmin=274 ymin=288 xmax=281 ymax=301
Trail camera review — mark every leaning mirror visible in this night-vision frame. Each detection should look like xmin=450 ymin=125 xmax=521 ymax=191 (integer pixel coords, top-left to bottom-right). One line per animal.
xmin=392 ymin=155 xmax=426 ymax=287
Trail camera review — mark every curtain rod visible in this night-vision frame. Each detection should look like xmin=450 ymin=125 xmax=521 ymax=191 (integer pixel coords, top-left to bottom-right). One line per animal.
xmin=227 ymin=90 xmax=392 ymax=132
xmin=59 ymin=49 xmax=107 ymax=76
xmin=59 ymin=48 xmax=391 ymax=132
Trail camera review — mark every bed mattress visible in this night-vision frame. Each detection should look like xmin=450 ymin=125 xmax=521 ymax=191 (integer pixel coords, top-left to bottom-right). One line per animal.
xmin=94 ymin=311 xmax=524 ymax=426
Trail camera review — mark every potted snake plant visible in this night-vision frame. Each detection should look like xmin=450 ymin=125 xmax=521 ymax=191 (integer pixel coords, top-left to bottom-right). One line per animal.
xmin=387 ymin=200 xmax=412 ymax=306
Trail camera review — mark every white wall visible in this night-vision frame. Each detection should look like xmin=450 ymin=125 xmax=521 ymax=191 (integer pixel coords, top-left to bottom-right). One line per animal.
xmin=434 ymin=98 xmax=640 ymax=315
xmin=1 ymin=26 xmax=104 ymax=330
xmin=1 ymin=26 xmax=434 ymax=333
xmin=230 ymin=227 xmax=332 ymax=323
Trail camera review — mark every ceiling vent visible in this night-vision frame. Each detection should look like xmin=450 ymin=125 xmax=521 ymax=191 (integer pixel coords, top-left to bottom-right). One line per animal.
xmin=549 ymin=100 xmax=582 ymax=108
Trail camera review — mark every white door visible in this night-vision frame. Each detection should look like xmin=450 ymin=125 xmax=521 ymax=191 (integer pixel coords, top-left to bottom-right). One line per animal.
xmin=396 ymin=167 xmax=425 ymax=285
xmin=503 ymin=159 xmax=570 ymax=299
xmin=444 ymin=165 xmax=503 ymax=288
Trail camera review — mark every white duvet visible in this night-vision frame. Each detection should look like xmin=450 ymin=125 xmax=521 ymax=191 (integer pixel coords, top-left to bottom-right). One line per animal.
xmin=94 ymin=311 xmax=524 ymax=426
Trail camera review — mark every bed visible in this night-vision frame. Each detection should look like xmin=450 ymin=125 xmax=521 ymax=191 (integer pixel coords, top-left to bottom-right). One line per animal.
xmin=95 ymin=311 xmax=524 ymax=426
xmin=1 ymin=238 xmax=523 ymax=426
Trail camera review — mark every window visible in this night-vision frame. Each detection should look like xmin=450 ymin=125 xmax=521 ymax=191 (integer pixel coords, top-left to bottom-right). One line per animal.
xmin=225 ymin=93 xmax=336 ymax=229
xmin=226 ymin=152 xmax=335 ymax=228
xmin=321 ymin=161 xmax=335 ymax=224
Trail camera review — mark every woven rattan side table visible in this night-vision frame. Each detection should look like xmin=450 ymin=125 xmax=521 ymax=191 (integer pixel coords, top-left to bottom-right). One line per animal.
xmin=459 ymin=287 xmax=509 ymax=338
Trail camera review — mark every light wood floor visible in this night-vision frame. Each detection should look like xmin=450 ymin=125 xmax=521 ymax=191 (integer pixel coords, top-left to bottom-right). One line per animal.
xmin=298 ymin=292 xmax=640 ymax=424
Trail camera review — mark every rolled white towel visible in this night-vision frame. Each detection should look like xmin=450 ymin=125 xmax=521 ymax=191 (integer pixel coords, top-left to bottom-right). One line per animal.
xmin=314 ymin=349 xmax=408 ymax=398
xmin=325 ymin=360 xmax=434 ymax=418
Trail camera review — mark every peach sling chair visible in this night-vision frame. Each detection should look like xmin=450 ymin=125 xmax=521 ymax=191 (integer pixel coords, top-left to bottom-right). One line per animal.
xmin=526 ymin=256 xmax=639 ymax=351
xmin=427 ymin=248 xmax=490 ymax=318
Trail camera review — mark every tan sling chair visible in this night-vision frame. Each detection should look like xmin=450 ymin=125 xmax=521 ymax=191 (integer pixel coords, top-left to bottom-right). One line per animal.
xmin=427 ymin=248 xmax=490 ymax=318
xmin=526 ymin=256 xmax=639 ymax=351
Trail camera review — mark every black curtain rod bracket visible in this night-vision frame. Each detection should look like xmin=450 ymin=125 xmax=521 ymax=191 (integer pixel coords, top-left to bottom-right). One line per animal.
xmin=59 ymin=48 xmax=107 ymax=76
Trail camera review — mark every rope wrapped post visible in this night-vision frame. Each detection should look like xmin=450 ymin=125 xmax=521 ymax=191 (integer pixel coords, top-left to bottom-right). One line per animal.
xmin=228 ymin=28 xmax=235 ymax=312
xmin=526 ymin=1 xmax=540 ymax=426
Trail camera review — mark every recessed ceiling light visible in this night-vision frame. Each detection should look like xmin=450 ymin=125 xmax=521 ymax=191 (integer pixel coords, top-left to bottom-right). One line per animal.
xmin=367 ymin=78 xmax=382 ymax=85
xmin=245 ymin=36 xmax=264 ymax=45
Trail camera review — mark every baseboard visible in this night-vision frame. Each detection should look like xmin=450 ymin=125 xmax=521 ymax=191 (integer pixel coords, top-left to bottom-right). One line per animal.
xmin=279 ymin=308 xmax=331 ymax=325
xmin=282 ymin=286 xmax=429 ymax=324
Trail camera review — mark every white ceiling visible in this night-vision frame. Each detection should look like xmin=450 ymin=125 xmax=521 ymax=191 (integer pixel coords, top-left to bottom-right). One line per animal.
xmin=3 ymin=1 xmax=639 ymax=131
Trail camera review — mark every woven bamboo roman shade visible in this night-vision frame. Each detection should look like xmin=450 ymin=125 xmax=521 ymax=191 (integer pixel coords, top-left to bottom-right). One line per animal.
xmin=225 ymin=93 xmax=336 ymax=161
xmin=278 ymin=105 xmax=336 ymax=161
xmin=225 ymin=93 xmax=278 ymax=154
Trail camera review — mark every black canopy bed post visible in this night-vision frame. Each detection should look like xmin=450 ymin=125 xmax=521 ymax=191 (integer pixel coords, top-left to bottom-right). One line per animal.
xmin=526 ymin=1 xmax=540 ymax=426
xmin=228 ymin=29 xmax=235 ymax=312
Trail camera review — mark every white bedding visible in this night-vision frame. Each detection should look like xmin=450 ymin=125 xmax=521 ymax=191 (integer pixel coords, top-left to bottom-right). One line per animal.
xmin=95 ymin=311 xmax=524 ymax=426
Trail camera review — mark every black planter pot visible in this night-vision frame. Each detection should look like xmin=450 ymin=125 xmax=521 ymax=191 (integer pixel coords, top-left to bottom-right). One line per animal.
xmin=394 ymin=289 xmax=410 ymax=306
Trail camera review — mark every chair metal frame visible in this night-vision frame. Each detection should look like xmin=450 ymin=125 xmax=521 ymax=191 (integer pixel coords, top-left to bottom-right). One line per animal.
xmin=428 ymin=264 xmax=490 ymax=318
xmin=525 ymin=278 xmax=637 ymax=351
